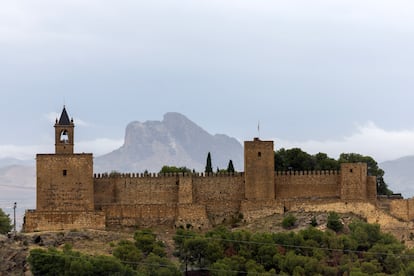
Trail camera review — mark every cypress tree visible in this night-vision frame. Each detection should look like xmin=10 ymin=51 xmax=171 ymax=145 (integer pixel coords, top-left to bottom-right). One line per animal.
xmin=205 ymin=152 xmax=213 ymax=173
xmin=227 ymin=160 xmax=235 ymax=173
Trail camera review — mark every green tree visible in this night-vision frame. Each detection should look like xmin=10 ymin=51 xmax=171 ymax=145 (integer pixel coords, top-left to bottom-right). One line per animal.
xmin=28 ymin=247 xmax=135 ymax=276
xmin=113 ymin=240 xmax=143 ymax=270
xmin=205 ymin=152 xmax=213 ymax=173
xmin=137 ymin=253 xmax=181 ymax=276
xmin=282 ymin=214 xmax=297 ymax=229
xmin=210 ymin=256 xmax=245 ymax=276
xmin=327 ymin=212 xmax=343 ymax=232
xmin=184 ymin=237 xmax=210 ymax=268
xmin=274 ymin=148 xmax=315 ymax=171
xmin=159 ymin=165 xmax=191 ymax=174
xmin=0 ymin=208 xmax=12 ymax=234
xmin=314 ymin=152 xmax=340 ymax=170
xmin=28 ymin=248 xmax=66 ymax=276
xmin=134 ymin=229 xmax=165 ymax=257
xmin=173 ymin=228 xmax=197 ymax=272
xmin=227 ymin=160 xmax=235 ymax=173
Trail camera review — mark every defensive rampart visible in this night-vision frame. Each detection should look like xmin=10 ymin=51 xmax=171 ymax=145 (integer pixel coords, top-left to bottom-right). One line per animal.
xmin=94 ymin=173 xmax=180 ymax=208
xmin=193 ymin=173 xmax=245 ymax=224
xmin=275 ymin=170 xmax=340 ymax=199
xmin=389 ymin=198 xmax=414 ymax=221
xmin=92 ymin=172 xmax=245 ymax=229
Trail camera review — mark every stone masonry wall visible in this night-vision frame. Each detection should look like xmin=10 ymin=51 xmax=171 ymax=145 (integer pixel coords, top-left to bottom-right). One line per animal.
xmin=37 ymin=154 xmax=94 ymax=212
xmin=31 ymin=158 xmax=379 ymax=231
xmin=24 ymin=210 xmax=105 ymax=232
xmin=102 ymin=204 xmax=177 ymax=229
xmin=275 ymin=171 xmax=340 ymax=199
xmin=93 ymin=173 xmax=245 ymax=228
xmin=390 ymin=199 xmax=414 ymax=221
xmin=193 ymin=174 xmax=245 ymax=225
xmin=340 ymin=163 xmax=368 ymax=201
xmin=244 ymin=140 xmax=275 ymax=200
xmin=366 ymin=176 xmax=377 ymax=202
xmin=178 ymin=176 xmax=193 ymax=204
xmin=94 ymin=174 xmax=179 ymax=206
xmin=176 ymin=204 xmax=211 ymax=229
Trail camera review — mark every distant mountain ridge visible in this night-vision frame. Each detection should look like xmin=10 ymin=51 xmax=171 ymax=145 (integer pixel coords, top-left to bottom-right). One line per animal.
xmin=381 ymin=156 xmax=414 ymax=198
xmin=95 ymin=112 xmax=243 ymax=173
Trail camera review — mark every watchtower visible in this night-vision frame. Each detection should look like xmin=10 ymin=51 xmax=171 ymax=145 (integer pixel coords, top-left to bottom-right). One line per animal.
xmin=36 ymin=106 xmax=94 ymax=212
xmin=340 ymin=163 xmax=368 ymax=200
xmin=244 ymin=138 xmax=275 ymax=200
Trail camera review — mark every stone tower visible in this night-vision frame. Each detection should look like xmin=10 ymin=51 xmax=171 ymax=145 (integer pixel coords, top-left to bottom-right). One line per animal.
xmin=54 ymin=106 xmax=74 ymax=154
xmin=340 ymin=163 xmax=368 ymax=201
xmin=36 ymin=107 xmax=94 ymax=212
xmin=244 ymin=138 xmax=275 ymax=200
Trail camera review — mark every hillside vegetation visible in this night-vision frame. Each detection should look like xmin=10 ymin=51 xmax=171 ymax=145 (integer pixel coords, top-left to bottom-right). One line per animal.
xmin=19 ymin=214 xmax=414 ymax=275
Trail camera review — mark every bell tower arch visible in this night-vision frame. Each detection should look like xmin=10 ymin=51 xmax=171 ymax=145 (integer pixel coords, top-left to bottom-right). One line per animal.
xmin=55 ymin=106 xmax=74 ymax=154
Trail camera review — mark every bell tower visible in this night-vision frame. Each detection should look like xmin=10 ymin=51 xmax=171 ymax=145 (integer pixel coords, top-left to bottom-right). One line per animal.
xmin=55 ymin=106 xmax=74 ymax=154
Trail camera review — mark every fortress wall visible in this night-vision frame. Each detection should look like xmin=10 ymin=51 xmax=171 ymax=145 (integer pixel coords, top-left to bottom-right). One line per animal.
xmin=94 ymin=175 xmax=179 ymax=205
xmin=367 ymin=176 xmax=378 ymax=202
xmin=390 ymin=199 xmax=414 ymax=221
xmin=177 ymin=204 xmax=211 ymax=229
xmin=204 ymin=201 xmax=243 ymax=225
xmin=178 ymin=176 xmax=193 ymax=204
xmin=193 ymin=174 xmax=245 ymax=202
xmin=193 ymin=174 xmax=245 ymax=224
xmin=275 ymin=171 xmax=340 ymax=199
xmin=102 ymin=204 xmax=177 ymax=229
xmin=94 ymin=178 xmax=116 ymax=208
xmin=24 ymin=211 xmax=105 ymax=232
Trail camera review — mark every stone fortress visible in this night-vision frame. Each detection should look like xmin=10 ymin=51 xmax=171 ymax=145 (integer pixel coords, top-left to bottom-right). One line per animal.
xmin=23 ymin=107 xmax=414 ymax=235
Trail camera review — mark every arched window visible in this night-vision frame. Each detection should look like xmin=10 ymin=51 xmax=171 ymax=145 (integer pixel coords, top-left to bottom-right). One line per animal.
xmin=60 ymin=130 xmax=69 ymax=143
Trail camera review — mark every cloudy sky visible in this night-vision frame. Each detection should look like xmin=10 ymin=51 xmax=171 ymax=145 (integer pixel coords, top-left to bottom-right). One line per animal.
xmin=1 ymin=0 xmax=414 ymax=162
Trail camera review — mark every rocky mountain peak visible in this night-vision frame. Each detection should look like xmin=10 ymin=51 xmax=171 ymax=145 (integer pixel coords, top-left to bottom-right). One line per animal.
xmin=95 ymin=112 xmax=243 ymax=173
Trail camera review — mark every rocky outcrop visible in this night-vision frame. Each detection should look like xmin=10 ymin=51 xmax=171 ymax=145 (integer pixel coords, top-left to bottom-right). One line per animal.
xmin=0 ymin=230 xmax=132 ymax=275
xmin=95 ymin=112 xmax=243 ymax=173
xmin=0 ymin=234 xmax=31 ymax=276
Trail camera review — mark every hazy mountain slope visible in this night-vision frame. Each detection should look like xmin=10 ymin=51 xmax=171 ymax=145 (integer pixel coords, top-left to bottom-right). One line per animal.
xmin=0 ymin=158 xmax=33 ymax=167
xmin=0 ymin=164 xmax=36 ymax=230
xmin=381 ymin=156 xmax=414 ymax=198
xmin=95 ymin=112 xmax=243 ymax=173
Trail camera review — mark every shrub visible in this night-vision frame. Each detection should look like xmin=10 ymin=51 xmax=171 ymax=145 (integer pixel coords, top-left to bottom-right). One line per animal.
xmin=310 ymin=216 xmax=318 ymax=227
xmin=327 ymin=212 xmax=343 ymax=232
xmin=282 ymin=214 xmax=297 ymax=229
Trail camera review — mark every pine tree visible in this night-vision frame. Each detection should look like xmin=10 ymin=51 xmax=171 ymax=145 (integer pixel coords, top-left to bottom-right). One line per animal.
xmin=205 ymin=152 xmax=213 ymax=173
xmin=0 ymin=208 xmax=12 ymax=234
xmin=227 ymin=160 xmax=235 ymax=173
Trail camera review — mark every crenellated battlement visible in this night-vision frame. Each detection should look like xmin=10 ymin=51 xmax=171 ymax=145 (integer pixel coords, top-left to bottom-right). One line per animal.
xmin=93 ymin=172 xmax=244 ymax=179
xmin=275 ymin=170 xmax=340 ymax=176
